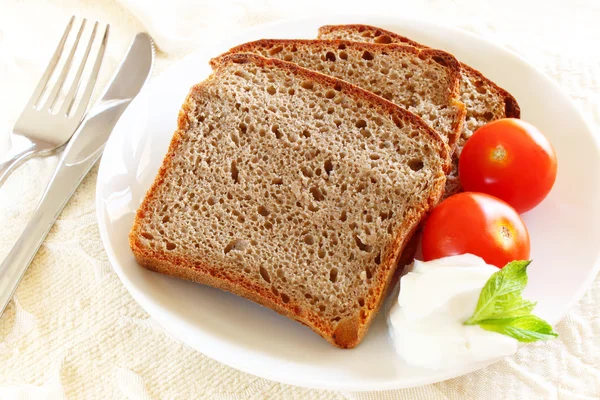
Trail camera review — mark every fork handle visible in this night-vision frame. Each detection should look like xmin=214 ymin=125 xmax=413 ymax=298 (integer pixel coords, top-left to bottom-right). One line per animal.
xmin=0 ymin=135 xmax=39 ymax=187
xmin=0 ymin=147 xmax=101 ymax=315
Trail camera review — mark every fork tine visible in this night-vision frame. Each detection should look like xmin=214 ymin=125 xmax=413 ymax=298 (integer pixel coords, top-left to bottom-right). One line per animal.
xmin=69 ymin=24 xmax=109 ymax=121
xmin=59 ymin=22 xmax=98 ymax=116
xmin=26 ymin=16 xmax=75 ymax=109
xmin=44 ymin=18 xmax=87 ymax=111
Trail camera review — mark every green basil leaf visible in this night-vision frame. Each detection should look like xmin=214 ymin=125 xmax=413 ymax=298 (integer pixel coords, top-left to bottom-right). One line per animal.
xmin=465 ymin=260 xmax=530 ymax=325
xmin=464 ymin=260 xmax=558 ymax=343
xmin=478 ymin=315 xmax=559 ymax=343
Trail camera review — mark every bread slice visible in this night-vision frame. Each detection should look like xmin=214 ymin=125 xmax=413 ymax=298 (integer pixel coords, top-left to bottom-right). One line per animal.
xmin=130 ymin=54 xmax=450 ymax=348
xmin=318 ymin=24 xmax=521 ymax=194
xmin=213 ymin=40 xmax=465 ymax=153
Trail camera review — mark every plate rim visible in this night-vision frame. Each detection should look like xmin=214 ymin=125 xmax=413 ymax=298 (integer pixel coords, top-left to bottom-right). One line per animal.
xmin=96 ymin=13 xmax=600 ymax=391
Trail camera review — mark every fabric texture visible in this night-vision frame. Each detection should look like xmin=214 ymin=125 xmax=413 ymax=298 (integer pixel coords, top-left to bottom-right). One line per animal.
xmin=1 ymin=0 xmax=599 ymax=398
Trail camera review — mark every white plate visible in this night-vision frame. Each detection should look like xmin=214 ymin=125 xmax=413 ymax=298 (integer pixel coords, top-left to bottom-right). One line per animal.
xmin=96 ymin=15 xmax=600 ymax=391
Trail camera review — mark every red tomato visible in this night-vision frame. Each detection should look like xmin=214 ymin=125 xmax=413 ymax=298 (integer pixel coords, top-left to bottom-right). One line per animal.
xmin=458 ymin=119 xmax=557 ymax=213
xmin=421 ymin=192 xmax=530 ymax=268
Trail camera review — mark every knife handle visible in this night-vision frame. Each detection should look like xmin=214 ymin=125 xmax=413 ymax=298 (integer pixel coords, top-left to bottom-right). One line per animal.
xmin=0 ymin=151 xmax=101 ymax=315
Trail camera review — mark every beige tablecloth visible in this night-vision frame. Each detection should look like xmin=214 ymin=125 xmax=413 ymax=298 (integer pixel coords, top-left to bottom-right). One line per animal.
xmin=1 ymin=0 xmax=599 ymax=398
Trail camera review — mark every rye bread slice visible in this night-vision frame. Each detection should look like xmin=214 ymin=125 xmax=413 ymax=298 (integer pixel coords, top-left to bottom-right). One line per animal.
xmin=130 ymin=54 xmax=450 ymax=348
xmin=318 ymin=24 xmax=521 ymax=195
xmin=213 ymin=39 xmax=465 ymax=153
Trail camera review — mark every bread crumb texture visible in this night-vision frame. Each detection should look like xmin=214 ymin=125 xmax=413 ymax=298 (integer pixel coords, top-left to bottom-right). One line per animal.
xmin=131 ymin=55 xmax=448 ymax=347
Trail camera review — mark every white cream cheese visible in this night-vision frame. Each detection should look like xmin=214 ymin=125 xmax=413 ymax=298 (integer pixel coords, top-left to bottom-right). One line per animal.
xmin=387 ymin=254 xmax=518 ymax=369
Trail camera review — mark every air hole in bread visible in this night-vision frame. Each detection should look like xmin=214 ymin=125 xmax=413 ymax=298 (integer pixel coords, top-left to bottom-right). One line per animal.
xmin=432 ymin=55 xmax=448 ymax=67
xmin=337 ymin=43 xmax=346 ymax=50
xmin=259 ymin=266 xmax=271 ymax=283
xmin=319 ymin=304 xmax=326 ymax=312
xmin=231 ymin=160 xmax=240 ymax=183
xmin=224 ymin=239 xmax=249 ymax=255
xmin=408 ymin=158 xmax=424 ymax=171
xmin=305 ymin=149 xmax=319 ymax=160
xmin=334 ymin=119 xmax=342 ymax=127
xmin=380 ymin=210 xmax=392 ymax=220
xmin=391 ymin=115 xmax=404 ymax=129
xmin=318 ymin=248 xmax=326 ymax=259
xmin=357 ymin=182 xmax=367 ymax=193
xmin=365 ymin=214 xmax=373 ymax=223
xmin=268 ymin=45 xmax=283 ymax=55
xmin=354 ymin=235 xmax=372 ymax=252
xmin=382 ymin=92 xmax=393 ymax=101
xmin=283 ymin=54 xmax=293 ymax=62
xmin=339 ymin=51 xmax=348 ymax=60
xmin=141 ymin=232 xmax=153 ymax=240
xmin=358 ymin=297 xmax=365 ymax=307
xmin=271 ymin=177 xmax=283 ymax=185
xmin=369 ymin=154 xmax=380 ymax=161
xmin=166 ymin=241 xmax=176 ymax=250
xmin=325 ymin=51 xmax=336 ymax=62
xmin=230 ymin=132 xmax=240 ymax=146
xmin=340 ymin=210 xmax=347 ymax=222
xmin=325 ymin=90 xmax=336 ymax=99
xmin=272 ymin=125 xmax=282 ymax=139
xmin=361 ymin=51 xmax=374 ymax=61
xmin=281 ymin=293 xmax=290 ymax=303
xmin=271 ymin=286 xmax=279 ymax=296
xmin=366 ymin=267 xmax=373 ymax=279
xmin=311 ymin=186 xmax=325 ymax=201
xmin=161 ymin=216 xmax=170 ymax=224
xmin=238 ymin=123 xmax=247 ymax=134
xmin=266 ymin=86 xmax=276 ymax=95
xmin=360 ymin=129 xmax=371 ymax=139
xmin=288 ymin=88 xmax=295 ymax=95
xmin=327 ymin=106 xmax=335 ymax=114
xmin=207 ymin=197 xmax=216 ymax=206
xmin=276 ymin=268 xmax=286 ymax=281
xmin=374 ymin=252 xmax=381 ymax=265
xmin=360 ymin=309 xmax=367 ymax=321
xmin=355 ymin=119 xmax=367 ymax=129
xmin=374 ymin=35 xmax=392 ymax=44
xmin=303 ymin=234 xmax=315 ymax=245
xmin=329 ymin=268 xmax=339 ymax=283
xmin=301 ymin=80 xmax=314 ymax=90
xmin=258 ymin=205 xmax=270 ymax=217
xmin=324 ymin=159 xmax=333 ymax=175
xmin=483 ymin=111 xmax=494 ymax=121
xmin=301 ymin=166 xmax=313 ymax=179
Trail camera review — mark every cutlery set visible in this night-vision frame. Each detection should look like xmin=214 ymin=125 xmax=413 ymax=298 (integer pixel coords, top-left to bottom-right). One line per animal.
xmin=0 ymin=16 xmax=155 ymax=317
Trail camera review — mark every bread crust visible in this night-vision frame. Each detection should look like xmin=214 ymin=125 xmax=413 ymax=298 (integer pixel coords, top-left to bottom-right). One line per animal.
xmin=130 ymin=54 xmax=449 ymax=348
xmin=213 ymin=39 xmax=466 ymax=154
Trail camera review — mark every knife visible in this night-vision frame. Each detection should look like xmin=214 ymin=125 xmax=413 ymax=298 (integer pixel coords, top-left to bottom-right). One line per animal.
xmin=0 ymin=33 xmax=155 ymax=316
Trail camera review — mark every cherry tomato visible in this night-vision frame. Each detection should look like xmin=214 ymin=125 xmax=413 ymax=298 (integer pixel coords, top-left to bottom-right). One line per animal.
xmin=421 ymin=192 xmax=530 ymax=268
xmin=458 ymin=118 xmax=557 ymax=213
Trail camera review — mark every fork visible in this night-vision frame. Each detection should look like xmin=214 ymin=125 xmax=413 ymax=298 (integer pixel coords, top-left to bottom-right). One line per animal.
xmin=0 ymin=16 xmax=109 ymax=186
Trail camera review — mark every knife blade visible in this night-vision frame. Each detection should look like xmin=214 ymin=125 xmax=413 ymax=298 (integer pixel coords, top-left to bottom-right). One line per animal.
xmin=0 ymin=33 xmax=155 ymax=316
